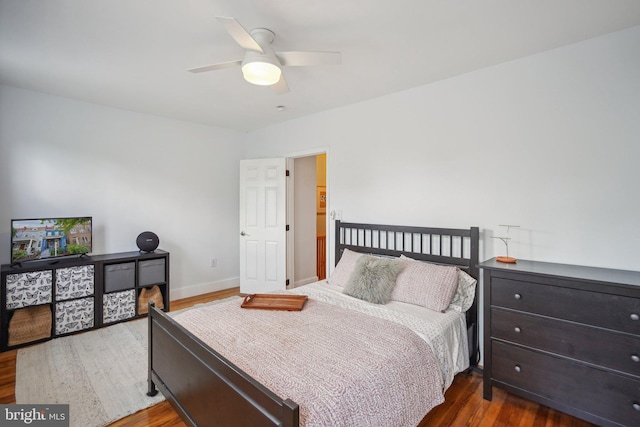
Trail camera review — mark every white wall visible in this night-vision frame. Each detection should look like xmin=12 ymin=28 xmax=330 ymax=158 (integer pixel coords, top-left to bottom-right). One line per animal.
xmin=0 ymin=85 xmax=245 ymax=299
xmin=2 ymin=24 xmax=638 ymax=317
xmin=247 ymin=25 xmax=640 ymax=273
xmin=247 ymin=26 xmax=640 ymax=366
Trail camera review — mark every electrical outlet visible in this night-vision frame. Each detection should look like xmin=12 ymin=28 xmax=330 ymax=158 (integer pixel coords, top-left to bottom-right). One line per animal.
xmin=210 ymin=258 xmax=217 ymax=267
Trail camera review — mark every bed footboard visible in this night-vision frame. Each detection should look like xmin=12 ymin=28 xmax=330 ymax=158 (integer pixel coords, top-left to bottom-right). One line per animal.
xmin=147 ymin=303 xmax=299 ymax=427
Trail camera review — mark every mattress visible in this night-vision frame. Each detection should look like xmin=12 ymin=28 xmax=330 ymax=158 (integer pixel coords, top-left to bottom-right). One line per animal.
xmin=288 ymin=280 xmax=470 ymax=389
xmin=174 ymin=287 xmax=445 ymax=427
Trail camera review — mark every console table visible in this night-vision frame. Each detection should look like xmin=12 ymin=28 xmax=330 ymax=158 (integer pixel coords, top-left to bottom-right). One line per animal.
xmin=0 ymin=250 xmax=170 ymax=351
xmin=480 ymin=258 xmax=640 ymax=427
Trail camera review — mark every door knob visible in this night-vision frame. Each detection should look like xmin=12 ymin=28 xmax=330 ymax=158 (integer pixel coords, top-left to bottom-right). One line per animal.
xmin=240 ymin=231 xmax=250 ymax=236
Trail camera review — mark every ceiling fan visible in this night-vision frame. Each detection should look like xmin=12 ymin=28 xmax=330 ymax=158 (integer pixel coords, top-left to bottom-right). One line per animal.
xmin=188 ymin=16 xmax=341 ymax=94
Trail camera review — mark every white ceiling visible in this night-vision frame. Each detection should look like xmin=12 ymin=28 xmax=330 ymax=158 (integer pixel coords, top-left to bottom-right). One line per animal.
xmin=2 ymin=1 xmax=640 ymax=132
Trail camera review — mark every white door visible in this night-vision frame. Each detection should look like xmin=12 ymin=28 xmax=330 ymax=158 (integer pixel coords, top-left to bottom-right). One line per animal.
xmin=239 ymin=158 xmax=287 ymax=294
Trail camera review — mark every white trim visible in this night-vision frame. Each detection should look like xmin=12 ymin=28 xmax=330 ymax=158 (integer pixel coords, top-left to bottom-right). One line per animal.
xmin=286 ymin=157 xmax=295 ymax=288
xmin=285 ymin=146 xmax=330 ymax=159
xmin=170 ymin=277 xmax=240 ymax=300
xmin=285 ymin=146 xmax=331 ymax=282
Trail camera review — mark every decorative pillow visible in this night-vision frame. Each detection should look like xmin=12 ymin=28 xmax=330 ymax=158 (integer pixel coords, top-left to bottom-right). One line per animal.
xmin=342 ymin=255 xmax=405 ymax=304
xmin=449 ymin=269 xmax=478 ymax=313
xmin=328 ymin=248 xmax=363 ymax=287
xmin=392 ymin=256 xmax=459 ymax=312
xmin=400 ymin=255 xmax=477 ymax=312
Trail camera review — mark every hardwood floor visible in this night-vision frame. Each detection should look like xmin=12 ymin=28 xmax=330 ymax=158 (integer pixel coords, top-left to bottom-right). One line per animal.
xmin=0 ymin=288 xmax=597 ymax=427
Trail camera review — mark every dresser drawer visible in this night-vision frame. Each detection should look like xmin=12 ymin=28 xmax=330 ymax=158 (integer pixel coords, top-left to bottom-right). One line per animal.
xmin=492 ymin=308 xmax=640 ymax=377
xmin=492 ymin=277 xmax=640 ymax=335
xmin=492 ymin=341 xmax=640 ymax=427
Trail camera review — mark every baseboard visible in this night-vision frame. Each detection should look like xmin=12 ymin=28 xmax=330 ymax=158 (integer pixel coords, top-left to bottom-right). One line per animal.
xmin=170 ymin=277 xmax=240 ymax=300
xmin=291 ymin=276 xmax=319 ymax=288
xmin=172 ymin=274 xmax=318 ymax=299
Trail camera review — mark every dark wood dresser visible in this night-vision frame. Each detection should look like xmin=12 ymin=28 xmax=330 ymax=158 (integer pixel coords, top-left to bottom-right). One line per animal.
xmin=480 ymin=258 xmax=640 ymax=427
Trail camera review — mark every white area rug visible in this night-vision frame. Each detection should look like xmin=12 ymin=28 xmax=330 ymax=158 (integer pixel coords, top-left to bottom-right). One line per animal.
xmin=15 ymin=297 xmax=240 ymax=427
xmin=16 ymin=318 xmax=163 ymax=427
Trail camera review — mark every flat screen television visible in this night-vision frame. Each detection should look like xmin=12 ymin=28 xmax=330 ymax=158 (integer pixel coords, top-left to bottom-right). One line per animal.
xmin=11 ymin=217 xmax=92 ymax=264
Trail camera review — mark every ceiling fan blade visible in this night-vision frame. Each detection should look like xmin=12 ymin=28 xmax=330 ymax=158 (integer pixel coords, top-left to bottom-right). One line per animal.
xmin=187 ymin=60 xmax=242 ymax=73
xmin=272 ymin=74 xmax=290 ymax=95
xmin=216 ymin=16 xmax=263 ymax=53
xmin=276 ymin=51 xmax=341 ymax=67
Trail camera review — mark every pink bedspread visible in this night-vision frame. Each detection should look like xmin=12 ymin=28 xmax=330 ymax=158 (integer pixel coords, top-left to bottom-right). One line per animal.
xmin=174 ymin=297 xmax=444 ymax=427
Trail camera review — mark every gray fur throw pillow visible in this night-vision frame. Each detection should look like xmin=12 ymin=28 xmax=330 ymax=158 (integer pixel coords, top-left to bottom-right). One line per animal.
xmin=343 ymin=255 xmax=405 ymax=304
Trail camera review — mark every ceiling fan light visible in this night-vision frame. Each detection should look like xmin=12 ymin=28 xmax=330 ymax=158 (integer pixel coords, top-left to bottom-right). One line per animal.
xmin=242 ymin=60 xmax=281 ymax=86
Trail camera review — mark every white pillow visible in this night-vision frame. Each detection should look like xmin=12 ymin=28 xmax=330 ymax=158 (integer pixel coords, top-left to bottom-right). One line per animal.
xmin=328 ymin=248 xmax=363 ymax=287
xmin=392 ymin=257 xmax=459 ymax=312
xmin=449 ymin=268 xmax=478 ymax=312
xmin=399 ymin=255 xmax=477 ymax=312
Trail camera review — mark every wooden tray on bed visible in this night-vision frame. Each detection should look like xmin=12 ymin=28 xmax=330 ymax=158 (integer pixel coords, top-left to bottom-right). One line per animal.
xmin=241 ymin=294 xmax=308 ymax=311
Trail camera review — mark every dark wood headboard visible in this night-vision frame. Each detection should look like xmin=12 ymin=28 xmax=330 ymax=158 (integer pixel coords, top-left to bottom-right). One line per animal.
xmin=334 ymin=220 xmax=480 ymax=366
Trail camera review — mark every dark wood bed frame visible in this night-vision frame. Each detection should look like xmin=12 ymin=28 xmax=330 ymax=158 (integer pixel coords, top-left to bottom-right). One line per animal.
xmin=147 ymin=221 xmax=480 ymax=427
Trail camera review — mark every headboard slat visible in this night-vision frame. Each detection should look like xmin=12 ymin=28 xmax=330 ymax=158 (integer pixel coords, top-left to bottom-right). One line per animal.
xmin=335 ymin=221 xmax=479 ymax=279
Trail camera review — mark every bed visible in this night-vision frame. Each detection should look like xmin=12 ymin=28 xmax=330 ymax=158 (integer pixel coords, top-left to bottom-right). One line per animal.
xmin=147 ymin=220 xmax=480 ymax=427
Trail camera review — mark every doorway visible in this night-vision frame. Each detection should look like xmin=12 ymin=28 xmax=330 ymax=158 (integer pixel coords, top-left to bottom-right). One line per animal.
xmin=291 ymin=153 xmax=327 ymax=287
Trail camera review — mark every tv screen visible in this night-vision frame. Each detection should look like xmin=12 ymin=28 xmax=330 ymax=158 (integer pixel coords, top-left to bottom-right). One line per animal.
xmin=11 ymin=217 xmax=92 ymax=264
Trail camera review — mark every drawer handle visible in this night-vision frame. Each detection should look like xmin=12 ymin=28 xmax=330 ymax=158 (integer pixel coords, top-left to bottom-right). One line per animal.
xmin=631 ymin=313 xmax=640 ymax=321
xmin=514 ymin=327 xmax=521 ymax=333
xmin=514 ymin=365 xmax=522 ymax=373
xmin=632 ymin=354 xmax=640 ymax=363
xmin=633 ymin=402 xmax=640 ymax=411
xmin=514 ymin=293 xmax=522 ymax=300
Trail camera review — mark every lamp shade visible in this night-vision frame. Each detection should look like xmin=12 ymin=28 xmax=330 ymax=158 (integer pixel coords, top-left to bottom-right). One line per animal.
xmin=241 ymin=52 xmax=281 ymax=86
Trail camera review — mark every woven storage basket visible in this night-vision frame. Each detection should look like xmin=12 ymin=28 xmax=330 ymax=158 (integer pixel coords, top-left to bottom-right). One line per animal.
xmin=8 ymin=305 xmax=52 ymax=346
xmin=137 ymin=285 xmax=164 ymax=314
